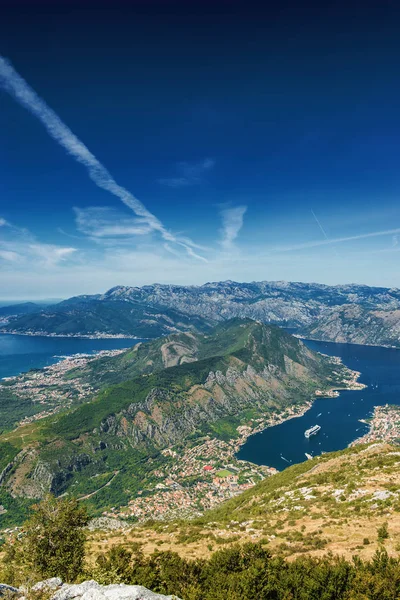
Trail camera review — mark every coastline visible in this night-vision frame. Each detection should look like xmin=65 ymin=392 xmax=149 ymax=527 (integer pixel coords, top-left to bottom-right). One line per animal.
xmin=350 ymin=404 xmax=400 ymax=447
xmin=1 ymin=348 xmax=130 ymax=426
xmin=294 ymin=333 xmax=400 ymax=350
xmin=0 ymin=329 xmax=145 ymax=340
xmin=2 ymin=328 xmax=400 ymax=348
xmin=233 ymin=355 xmax=366 ymax=471
xmin=107 ymin=361 xmax=367 ymax=522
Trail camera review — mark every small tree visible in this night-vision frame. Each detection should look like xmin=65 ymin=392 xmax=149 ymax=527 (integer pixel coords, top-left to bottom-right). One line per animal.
xmin=23 ymin=494 xmax=88 ymax=582
xmin=377 ymin=522 xmax=389 ymax=543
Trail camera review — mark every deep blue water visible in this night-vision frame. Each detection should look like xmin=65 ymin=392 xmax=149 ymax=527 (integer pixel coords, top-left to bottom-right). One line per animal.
xmin=0 ymin=334 xmax=143 ymax=379
xmin=238 ymin=339 xmax=400 ymax=470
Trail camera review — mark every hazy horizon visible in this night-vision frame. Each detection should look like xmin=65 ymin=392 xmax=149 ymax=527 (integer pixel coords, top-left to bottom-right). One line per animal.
xmin=1 ymin=276 xmax=399 ymax=304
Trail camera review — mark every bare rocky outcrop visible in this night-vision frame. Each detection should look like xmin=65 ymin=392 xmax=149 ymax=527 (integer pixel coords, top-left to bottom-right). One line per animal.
xmin=303 ymin=304 xmax=400 ymax=347
xmin=51 ymin=581 xmax=181 ymax=600
xmin=0 ymin=583 xmax=19 ymax=597
xmin=0 ymin=580 xmax=181 ymax=600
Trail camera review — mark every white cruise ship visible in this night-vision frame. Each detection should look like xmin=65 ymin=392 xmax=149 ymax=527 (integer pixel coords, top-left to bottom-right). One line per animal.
xmin=304 ymin=424 xmax=321 ymax=438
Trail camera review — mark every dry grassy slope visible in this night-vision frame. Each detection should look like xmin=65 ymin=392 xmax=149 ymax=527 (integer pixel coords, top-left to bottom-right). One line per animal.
xmin=88 ymin=443 xmax=400 ymax=562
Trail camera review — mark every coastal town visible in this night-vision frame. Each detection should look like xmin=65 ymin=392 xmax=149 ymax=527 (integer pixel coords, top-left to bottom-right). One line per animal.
xmin=102 ymin=403 xmax=319 ymax=523
xmin=103 ymin=433 xmax=278 ymax=522
xmin=352 ymin=404 xmax=400 ymax=446
xmin=1 ymin=349 xmax=126 ymax=426
xmin=0 ymin=327 xmax=138 ymax=339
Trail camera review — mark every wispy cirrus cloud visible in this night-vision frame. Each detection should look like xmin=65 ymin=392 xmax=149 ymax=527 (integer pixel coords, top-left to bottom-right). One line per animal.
xmin=73 ymin=206 xmax=210 ymax=262
xmin=159 ymin=158 xmax=215 ymax=187
xmin=28 ymin=244 xmax=77 ymax=267
xmin=0 ymin=216 xmax=77 ymax=267
xmin=0 ymin=55 xmax=205 ymax=262
xmin=219 ymin=205 xmax=247 ymax=251
xmin=0 ymin=250 xmax=20 ymax=262
xmin=74 ymin=206 xmax=153 ymax=240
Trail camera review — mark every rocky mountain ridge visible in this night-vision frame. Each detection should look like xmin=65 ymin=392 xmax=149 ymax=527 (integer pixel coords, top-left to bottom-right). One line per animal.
xmin=302 ymin=304 xmax=400 ymax=347
xmin=3 ymin=280 xmax=400 ymax=346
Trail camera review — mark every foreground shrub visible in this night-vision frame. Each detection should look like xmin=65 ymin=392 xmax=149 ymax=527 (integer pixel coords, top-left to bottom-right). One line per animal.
xmin=3 ymin=497 xmax=400 ymax=599
xmin=1 ymin=495 xmax=88 ymax=584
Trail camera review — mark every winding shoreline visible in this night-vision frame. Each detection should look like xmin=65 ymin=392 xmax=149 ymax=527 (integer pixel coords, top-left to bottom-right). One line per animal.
xmin=0 ymin=329 xmax=145 ymax=340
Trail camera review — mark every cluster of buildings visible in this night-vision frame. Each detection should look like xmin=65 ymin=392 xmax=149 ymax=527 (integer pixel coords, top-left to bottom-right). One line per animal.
xmin=105 ymin=472 xmax=255 ymax=522
xmin=103 ymin=431 xmax=278 ymax=522
xmin=2 ymin=349 xmax=124 ymax=426
xmin=106 ymin=401 xmax=330 ymax=523
xmin=352 ymin=404 xmax=400 ymax=446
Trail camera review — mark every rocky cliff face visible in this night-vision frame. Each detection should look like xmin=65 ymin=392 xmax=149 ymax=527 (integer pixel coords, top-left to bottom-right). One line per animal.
xmin=100 ymin=281 xmax=400 ymax=327
xmin=98 ymin=361 xmax=313 ymax=449
xmin=4 ymin=280 xmax=400 ymax=339
xmin=302 ymin=305 xmax=400 ymax=347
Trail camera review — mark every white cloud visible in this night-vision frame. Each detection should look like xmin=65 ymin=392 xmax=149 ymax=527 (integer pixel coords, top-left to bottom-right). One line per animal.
xmin=0 ymin=218 xmax=77 ymax=269
xmin=159 ymin=158 xmax=215 ymax=187
xmin=74 ymin=206 xmax=153 ymax=239
xmin=219 ymin=205 xmax=247 ymax=251
xmin=0 ymin=55 xmax=205 ymax=261
xmin=28 ymin=244 xmax=77 ymax=266
xmin=0 ymin=250 xmax=20 ymax=261
xmin=0 ymin=218 xmax=9 ymax=227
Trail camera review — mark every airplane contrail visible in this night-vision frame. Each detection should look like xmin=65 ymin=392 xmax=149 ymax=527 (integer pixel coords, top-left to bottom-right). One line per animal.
xmin=311 ymin=208 xmax=339 ymax=257
xmin=276 ymin=227 xmax=400 ymax=253
xmin=0 ymin=56 xmax=207 ymax=262
xmin=311 ymin=209 xmax=329 ymax=240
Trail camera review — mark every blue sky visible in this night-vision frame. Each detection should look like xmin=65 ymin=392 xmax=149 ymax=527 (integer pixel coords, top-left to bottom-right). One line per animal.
xmin=1 ymin=0 xmax=400 ymax=299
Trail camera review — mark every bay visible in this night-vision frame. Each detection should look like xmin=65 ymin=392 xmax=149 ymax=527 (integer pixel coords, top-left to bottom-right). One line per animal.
xmin=0 ymin=333 xmax=143 ymax=379
xmin=237 ymin=339 xmax=400 ymax=470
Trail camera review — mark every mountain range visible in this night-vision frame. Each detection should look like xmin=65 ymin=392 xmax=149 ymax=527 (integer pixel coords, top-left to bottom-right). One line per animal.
xmin=0 ymin=319 xmax=352 ymax=524
xmin=2 ymin=280 xmax=400 ymax=346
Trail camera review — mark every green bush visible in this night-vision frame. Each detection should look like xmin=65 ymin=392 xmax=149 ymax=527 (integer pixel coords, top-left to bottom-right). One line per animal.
xmin=377 ymin=522 xmax=389 ymax=542
xmin=1 ymin=495 xmax=88 ymax=584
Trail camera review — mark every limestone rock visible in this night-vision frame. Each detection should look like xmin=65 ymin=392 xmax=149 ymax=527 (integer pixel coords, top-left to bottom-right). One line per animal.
xmin=0 ymin=583 xmax=19 ymax=597
xmin=32 ymin=578 xmax=63 ymax=592
xmin=51 ymin=581 xmax=181 ymax=600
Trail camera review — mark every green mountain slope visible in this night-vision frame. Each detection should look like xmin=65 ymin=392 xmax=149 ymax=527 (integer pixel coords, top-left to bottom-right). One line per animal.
xmin=2 ymin=299 xmax=212 ymax=337
xmin=66 ymin=318 xmax=323 ymax=389
xmin=0 ymin=302 xmax=42 ymax=317
xmin=0 ymin=320 xmax=356 ymax=524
